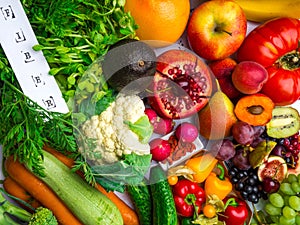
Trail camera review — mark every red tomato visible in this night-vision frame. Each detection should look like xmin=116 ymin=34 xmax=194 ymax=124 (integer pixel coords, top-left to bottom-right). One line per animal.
xmin=237 ymin=17 xmax=300 ymax=106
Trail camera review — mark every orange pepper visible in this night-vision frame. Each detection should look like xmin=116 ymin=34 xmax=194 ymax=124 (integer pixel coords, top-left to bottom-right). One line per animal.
xmin=185 ymin=153 xmax=218 ymax=183
xmin=204 ymin=164 xmax=233 ymax=200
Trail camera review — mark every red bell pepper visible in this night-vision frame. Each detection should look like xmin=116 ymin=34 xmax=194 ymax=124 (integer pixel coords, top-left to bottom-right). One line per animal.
xmin=219 ymin=196 xmax=249 ymax=225
xmin=172 ymin=179 xmax=205 ymax=217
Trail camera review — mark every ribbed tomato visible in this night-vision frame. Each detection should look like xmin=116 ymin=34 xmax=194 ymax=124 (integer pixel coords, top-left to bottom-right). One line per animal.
xmin=237 ymin=17 xmax=300 ymax=106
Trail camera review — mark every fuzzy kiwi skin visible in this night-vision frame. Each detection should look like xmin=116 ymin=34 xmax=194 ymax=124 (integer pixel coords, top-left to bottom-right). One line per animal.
xmin=266 ymin=106 xmax=300 ymax=138
xmin=102 ymin=39 xmax=157 ymax=92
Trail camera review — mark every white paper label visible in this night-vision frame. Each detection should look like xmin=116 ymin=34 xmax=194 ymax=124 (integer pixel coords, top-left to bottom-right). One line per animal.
xmin=0 ymin=0 xmax=69 ymax=113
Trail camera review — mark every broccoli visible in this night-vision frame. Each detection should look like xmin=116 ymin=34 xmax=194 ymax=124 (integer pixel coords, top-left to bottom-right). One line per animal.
xmin=0 ymin=192 xmax=58 ymax=225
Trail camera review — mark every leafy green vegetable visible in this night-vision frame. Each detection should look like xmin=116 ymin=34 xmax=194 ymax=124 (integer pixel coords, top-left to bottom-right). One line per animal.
xmin=91 ymin=153 xmax=152 ymax=192
xmin=21 ymin=0 xmax=137 ymax=106
xmin=0 ymin=80 xmax=78 ymax=176
xmin=0 ymin=0 xmax=138 ymax=182
xmin=124 ymin=115 xmax=153 ymax=144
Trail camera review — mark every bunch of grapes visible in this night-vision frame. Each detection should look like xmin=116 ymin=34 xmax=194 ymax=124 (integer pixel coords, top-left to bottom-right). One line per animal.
xmin=227 ymin=165 xmax=267 ymax=204
xmin=264 ymin=173 xmax=300 ymax=225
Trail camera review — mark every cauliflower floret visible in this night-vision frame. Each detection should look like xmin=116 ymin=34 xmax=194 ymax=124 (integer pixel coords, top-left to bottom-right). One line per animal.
xmin=80 ymin=94 xmax=151 ymax=165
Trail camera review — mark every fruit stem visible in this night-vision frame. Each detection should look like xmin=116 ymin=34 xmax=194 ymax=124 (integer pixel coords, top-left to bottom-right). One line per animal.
xmin=214 ymin=27 xmax=232 ymax=36
xmin=276 ymin=50 xmax=300 ymax=70
xmin=224 ymin=197 xmax=238 ymax=209
xmin=251 ymin=203 xmax=266 ymax=225
xmin=217 ymin=163 xmax=225 ymax=180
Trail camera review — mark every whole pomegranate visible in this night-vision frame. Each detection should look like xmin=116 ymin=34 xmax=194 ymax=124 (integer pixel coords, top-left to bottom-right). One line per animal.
xmin=148 ymin=49 xmax=213 ymax=119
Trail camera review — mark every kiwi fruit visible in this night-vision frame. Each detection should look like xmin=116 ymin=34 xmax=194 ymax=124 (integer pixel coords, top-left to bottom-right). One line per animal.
xmin=102 ymin=39 xmax=157 ymax=92
xmin=266 ymin=106 xmax=300 ymax=138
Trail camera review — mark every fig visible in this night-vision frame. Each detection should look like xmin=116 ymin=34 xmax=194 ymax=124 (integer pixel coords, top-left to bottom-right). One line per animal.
xmin=257 ymin=156 xmax=288 ymax=183
xmin=148 ymin=49 xmax=213 ymax=119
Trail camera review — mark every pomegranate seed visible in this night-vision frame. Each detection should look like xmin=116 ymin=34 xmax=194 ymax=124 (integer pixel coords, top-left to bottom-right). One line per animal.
xmin=168 ymin=68 xmax=174 ymax=75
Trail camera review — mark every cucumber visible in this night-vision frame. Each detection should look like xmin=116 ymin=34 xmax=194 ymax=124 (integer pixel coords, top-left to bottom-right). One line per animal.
xmin=36 ymin=150 xmax=123 ymax=225
xmin=127 ymin=179 xmax=152 ymax=225
xmin=150 ymin=165 xmax=178 ymax=225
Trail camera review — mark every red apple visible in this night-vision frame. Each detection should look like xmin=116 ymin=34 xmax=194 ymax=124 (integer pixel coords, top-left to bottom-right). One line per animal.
xmin=187 ymin=0 xmax=247 ymax=61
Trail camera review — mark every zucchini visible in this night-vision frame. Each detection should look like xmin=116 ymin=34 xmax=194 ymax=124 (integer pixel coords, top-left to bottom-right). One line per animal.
xmin=127 ymin=180 xmax=152 ymax=225
xmin=150 ymin=165 xmax=178 ymax=225
xmin=36 ymin=150 xmax=123 ymax=225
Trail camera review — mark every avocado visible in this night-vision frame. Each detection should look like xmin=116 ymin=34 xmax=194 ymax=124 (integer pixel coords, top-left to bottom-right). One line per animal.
xmin=102 ymin=39 xmax=157 ymax=92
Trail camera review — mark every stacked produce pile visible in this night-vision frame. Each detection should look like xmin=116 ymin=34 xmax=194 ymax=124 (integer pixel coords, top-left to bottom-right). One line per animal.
xmin=0 ymin=0 xmax=300 ymax=225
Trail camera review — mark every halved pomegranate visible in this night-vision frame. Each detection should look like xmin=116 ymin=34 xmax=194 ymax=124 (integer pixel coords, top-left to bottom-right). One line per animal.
xmin=148 ymin=49 xmax=213 ymax=119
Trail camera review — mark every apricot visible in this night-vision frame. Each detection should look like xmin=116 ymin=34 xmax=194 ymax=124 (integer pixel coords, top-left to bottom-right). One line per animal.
xmin=232 ymin=61 xmax=268 ymax=94
xmin=234 ymin=93 xmax=275 ymax=126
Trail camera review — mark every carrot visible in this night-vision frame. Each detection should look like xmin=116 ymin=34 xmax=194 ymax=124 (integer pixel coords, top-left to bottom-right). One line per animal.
xmin=43 ymin=145 xmax=74 ymax=167
xmin=3 ymin=176 xmax=41 ymax=210
xmin=95 ymin=184 xmax=140 ymax=225
xmin=43 ymin=145 xmax=140 ymax=225
xmin=4 ymin=155 xmax=84 ymax=225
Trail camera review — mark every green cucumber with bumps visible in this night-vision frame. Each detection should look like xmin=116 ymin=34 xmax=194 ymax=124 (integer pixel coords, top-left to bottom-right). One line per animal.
xmin=150 ymin=165 xmax=178 ymax=225
xmin=127 ymin=179 xmax=152 ymax=225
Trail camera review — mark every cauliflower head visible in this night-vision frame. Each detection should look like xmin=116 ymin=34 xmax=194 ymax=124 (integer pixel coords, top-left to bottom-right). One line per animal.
xmin=80 ymin=94 xmax=151 ymax=164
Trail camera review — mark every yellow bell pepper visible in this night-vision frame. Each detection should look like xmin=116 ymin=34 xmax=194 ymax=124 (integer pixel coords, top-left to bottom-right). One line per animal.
xmin=204 ymin=164 xmax=232 ymax=200
xmin=185 ymin=153 xmax=218 ymax=183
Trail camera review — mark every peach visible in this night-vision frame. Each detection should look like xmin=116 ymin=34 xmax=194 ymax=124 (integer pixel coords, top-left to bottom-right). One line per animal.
xmin=232 ymin=61 xmax=268 ymax=94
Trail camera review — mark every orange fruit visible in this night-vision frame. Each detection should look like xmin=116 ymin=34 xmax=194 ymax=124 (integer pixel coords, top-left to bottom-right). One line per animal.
xmin=124 ymin=0 xmax=190 ymax=47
